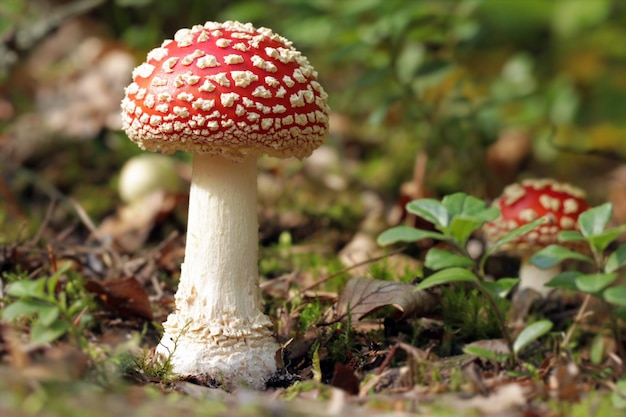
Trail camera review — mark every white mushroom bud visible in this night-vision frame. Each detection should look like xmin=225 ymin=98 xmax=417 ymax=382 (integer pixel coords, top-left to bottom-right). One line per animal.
xmin=118 ymin=154 xmax=183 ymax=204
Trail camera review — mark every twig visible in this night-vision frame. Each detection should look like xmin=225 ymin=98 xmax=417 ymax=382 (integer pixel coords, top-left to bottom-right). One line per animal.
xmin=3 ymin=163 xmax=106 ymax=244
xmin=607 ymin=301 xmax=626 ymax=360
xmin=562 ymin=294 xmax=593 ymax=349
xmin=30 ymin=200 xmax=57 ymax=246
xmin=293 ymin=246 xmax=408 ymax=298
xmin=67 ymin=197 xmax=105 ymax=243
xmin=358 ymin=369 xmax=392 ymax=398
xmin=376 ymin=343 xmax=399 ymax=376
xmin=477 ymin=285 xmax=516 ymax=363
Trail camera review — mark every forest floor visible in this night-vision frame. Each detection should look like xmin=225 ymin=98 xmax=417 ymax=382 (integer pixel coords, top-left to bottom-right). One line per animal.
xmin=2 ymin=5 xmax=626 ymax=416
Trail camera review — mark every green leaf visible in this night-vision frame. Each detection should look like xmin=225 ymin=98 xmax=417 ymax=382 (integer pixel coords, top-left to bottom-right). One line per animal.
xmin=575 ymin=273 xmax=618 ymax=294
xmin=6 ymin=279 xmax=45 ymax=299
xmin=588 ymin=229 xmax=624 ymax=255
xmin=377 ymin=226 xmax=445 ymax=246
xmin=441 ymin=193 xmax=500 ymax=225
xmin=558 ymin=230 xmax=585 ymax=242
xmin=578 ymin=203 xmax=612 ymax=237
xmin=603 ymin=286 xmax=626 ymax=307
xmin=38 ymin=305 xmax=61 ymax=327
xmin=58 ymin=291 xmax=68 ymax=311
xmin=68 ymin=298 xmax=88 ymax=317
xmin=312 ymin=343 xmax=322 ymax=383
xmin=463 ymin=345 xmax=497 ymax=361
xmin=463 ymin=345 xmax=501 ymax=361
xmin=484 ymin=217 xmax=545 ymax=258
xmin=482 ymin=278 xmax=520 ymax=298
xmin=530 ymin=244 xmax=593 ymax=269
xmin=479 ymin=207 xmax=502 ymax=223
xmin=1 ymin=299 xmax=49 ymax=320
xmin=46 ymin=263 xmax=70 ymax=301
xmin=30 ymin=320 xmax=71 ymax=345
xmin=590 ymin=332 xmax=605 ymax=365
xmin=415 ymin=267 xmax=478 ymax=291
xmin=612 ymin=378 xmax=626 ymax=409
xmin=615 ymin=307 xmax=626 ymax=322
xmin=545 ymin=271 xmax=584 ymax=290
xmin=406 ymin=199 xmax=449 ymax=229
xmin=424 ymin=248 xmax=474 ymax=270
xmin=513 ymin=320 xmax=553 ymax=353
xmin=442 ymin=193 xmax=485 ymax=217
xmin=449 ymin=216 xmax=482 ymax=246
xmin=441 ymin=193 xmax=471 ymax=216
xmin=606 ymin=243 xmax=626 ymax=273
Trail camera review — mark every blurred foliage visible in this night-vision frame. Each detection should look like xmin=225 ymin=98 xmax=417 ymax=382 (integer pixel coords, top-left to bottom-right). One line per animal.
xmin=3 ymin=0 xmax=626 ymax=198
xmin=109 ymin=0 xmax=626 ymax=194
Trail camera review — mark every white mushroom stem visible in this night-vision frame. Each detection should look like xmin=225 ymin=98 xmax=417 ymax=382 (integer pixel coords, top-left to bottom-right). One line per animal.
xmin=157 ymin=153 xmax=278 ymax=388
xmin=518 ymin=256 xmax=561 ymax=296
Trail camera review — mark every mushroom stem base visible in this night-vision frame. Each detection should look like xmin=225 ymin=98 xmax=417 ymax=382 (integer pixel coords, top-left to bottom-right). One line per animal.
xmin=156 ymin=314 xmax=278 ymax=389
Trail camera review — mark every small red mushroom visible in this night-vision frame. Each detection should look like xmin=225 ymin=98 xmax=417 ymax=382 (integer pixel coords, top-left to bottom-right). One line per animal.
xmin=120 ymin=21 xmax=330 ymax=388
xmin=484 ymin=179 xmax=589 ymax=296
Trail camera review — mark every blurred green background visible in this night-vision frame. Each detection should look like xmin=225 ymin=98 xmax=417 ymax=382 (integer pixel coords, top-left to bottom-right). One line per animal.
xmin=2 ymin=0 xmax=626 ymax=234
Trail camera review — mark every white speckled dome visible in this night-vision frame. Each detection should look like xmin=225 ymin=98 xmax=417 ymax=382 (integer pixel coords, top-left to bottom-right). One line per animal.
xmin=121 ymin=21 xmax=330 ymax=161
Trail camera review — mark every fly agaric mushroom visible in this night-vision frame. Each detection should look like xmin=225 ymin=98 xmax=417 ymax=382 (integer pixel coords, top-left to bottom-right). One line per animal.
xmin=484 ymin=179 xmax=589 ymax=296
xmin=120 ymin=21 xmax=330 ymax=388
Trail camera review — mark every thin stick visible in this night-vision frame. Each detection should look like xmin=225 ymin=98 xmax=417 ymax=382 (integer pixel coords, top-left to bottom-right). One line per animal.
xmin=477 ymin=285 xmax=516 ymax=362
xmin=67 ymin=197 xmax=104 ymax=242
xmin=30 ymin=200 xmax=57 ymax=246
xmin=376 ymin=343 xmax=399 ymax=376
xmin=295 ymin=246 xmax=407 ymax=297
xmin=562 ymin=293 xmax=592 ymax=349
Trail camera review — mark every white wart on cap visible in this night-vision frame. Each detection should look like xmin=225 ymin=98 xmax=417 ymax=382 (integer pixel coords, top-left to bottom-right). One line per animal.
xmin=121 ymin=21 xmax=330 ymax=161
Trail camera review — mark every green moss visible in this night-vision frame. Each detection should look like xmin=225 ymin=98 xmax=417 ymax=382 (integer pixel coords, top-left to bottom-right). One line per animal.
xmin=299 ymin=299 xmax=324 ymax=331
xmin=437 ymin=285 xmax=509 ymax=355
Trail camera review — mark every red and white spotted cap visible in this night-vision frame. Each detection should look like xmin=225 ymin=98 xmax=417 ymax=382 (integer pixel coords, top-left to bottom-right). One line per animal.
xmin=484 ymin=179 xmax=589 ymax=254
xmin=121 ymin=21 xmax=330 ymax=161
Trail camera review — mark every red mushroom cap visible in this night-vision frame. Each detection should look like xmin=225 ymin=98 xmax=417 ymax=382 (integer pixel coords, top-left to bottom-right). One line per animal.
xmin=121 ymin=21 xmax=330 ymax=161
xmin=484 ymin=179 xmax=589 ymax=254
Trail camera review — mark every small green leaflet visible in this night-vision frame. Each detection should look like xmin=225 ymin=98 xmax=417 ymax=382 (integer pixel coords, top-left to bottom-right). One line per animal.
xmin=377 ymin=226 xmax=445 ymax=246
xmin=513 ymin=320 xmax=553 ymax=354
xmin=415 ymin=267 xmax=478 ymax=291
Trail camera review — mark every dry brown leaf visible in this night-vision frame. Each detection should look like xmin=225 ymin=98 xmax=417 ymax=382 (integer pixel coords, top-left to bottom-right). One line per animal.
xmin=548 ymin=362 xmax=581 ymax=402
xmin=86 ymin=276 xmax=153 ymax=321
xmin=329 ymin=362 xmax=360 ymax=395
xmin=335 ymin=277 xmax=439 ymax=322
